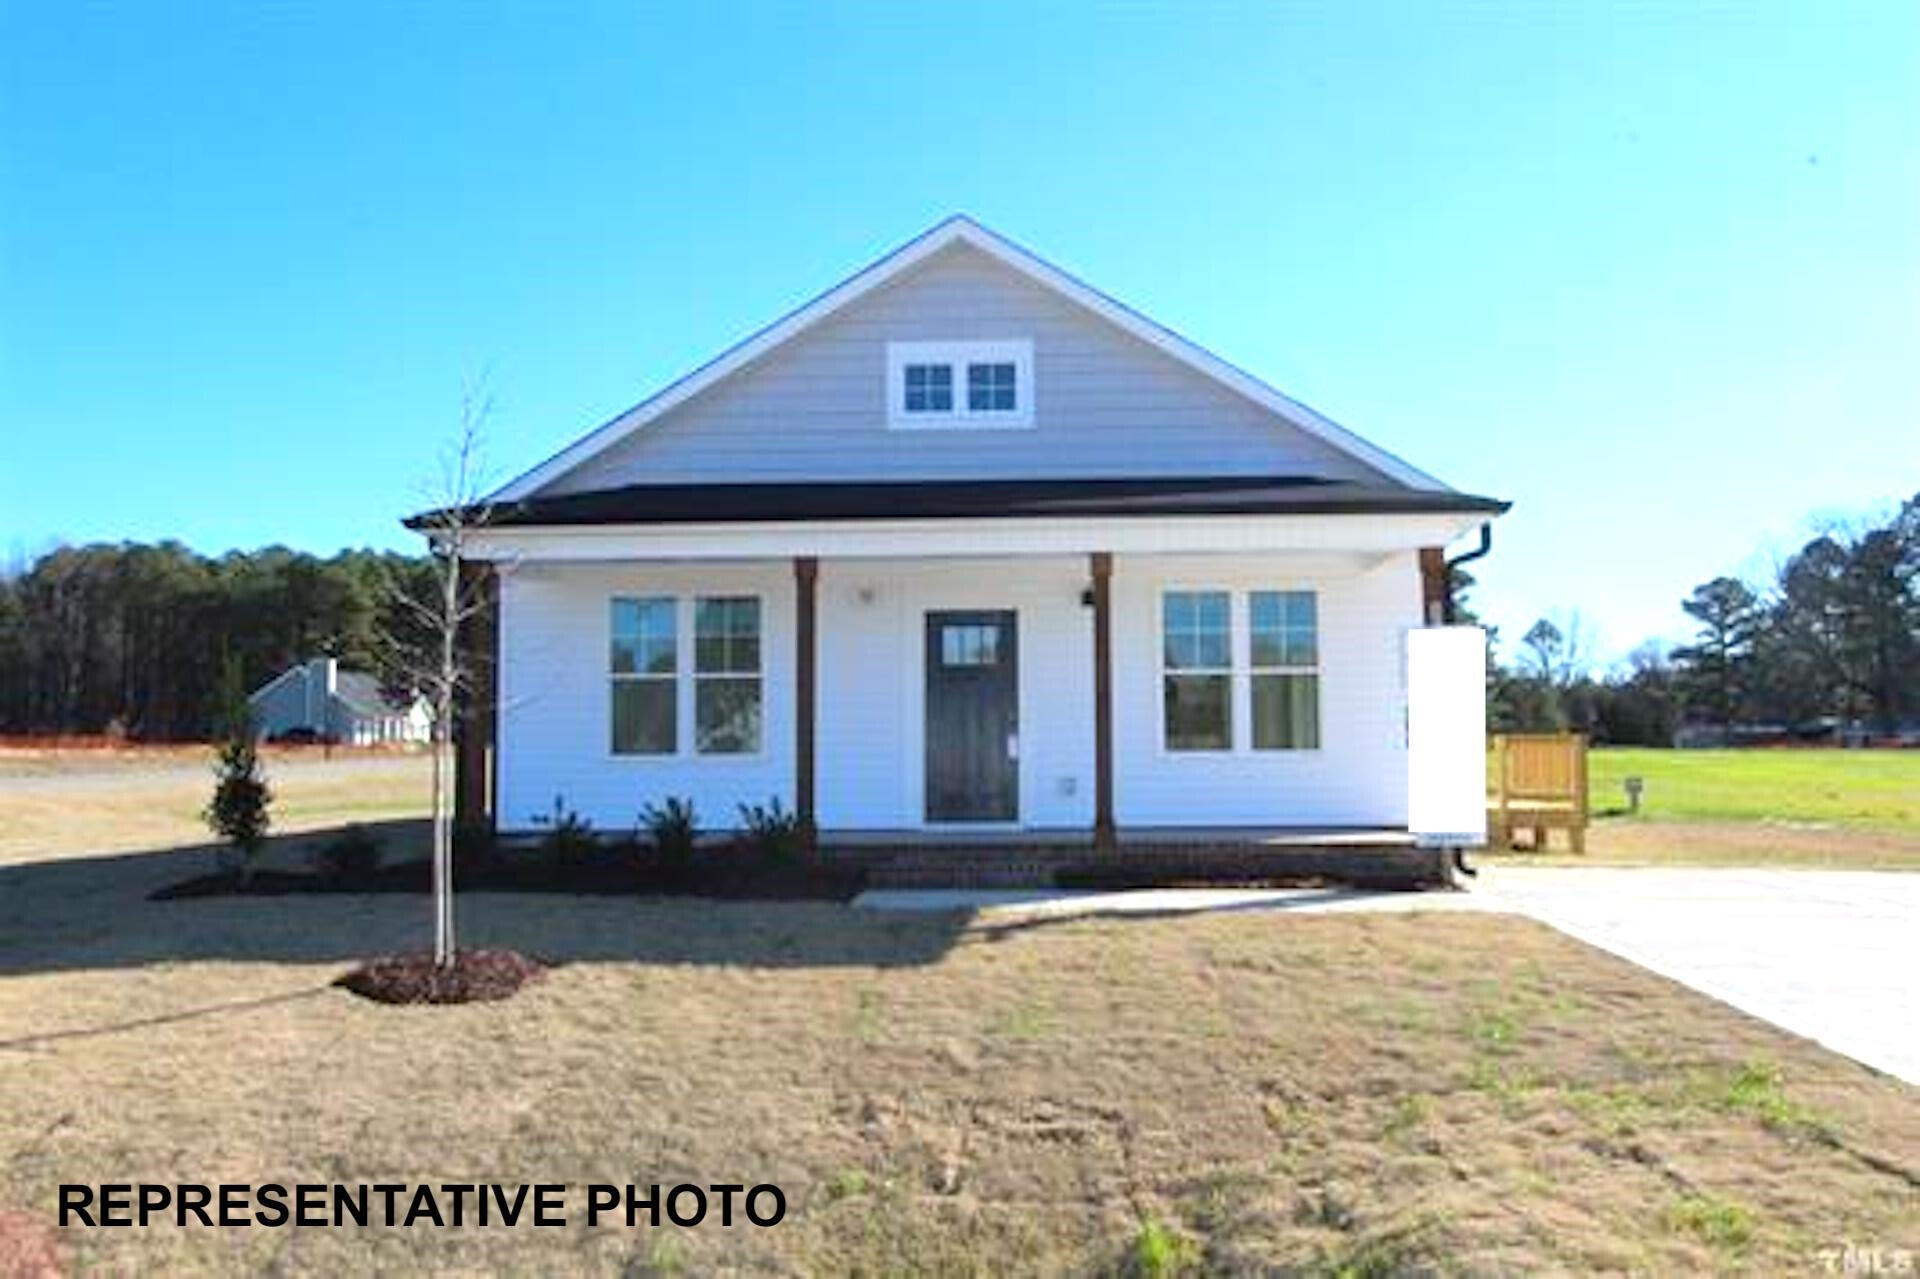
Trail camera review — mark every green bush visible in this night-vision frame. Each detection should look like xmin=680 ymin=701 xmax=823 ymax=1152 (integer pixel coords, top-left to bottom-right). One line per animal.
xmin=204 ymin=659 xmax=271 ymax=879
xmin=640 ymin=796 xmax=699 ymax=869
xmin=532 ymin=795 xmax=597 ymax=858
xmin=737 ymin=796 xmax=806 ymax=864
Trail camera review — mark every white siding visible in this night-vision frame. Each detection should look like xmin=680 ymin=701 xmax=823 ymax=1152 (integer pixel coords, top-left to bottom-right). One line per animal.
xmin=497 ymin=561 xmax=795 ymax=834
xmin=545 ymin=243 xmax=1389 ymax=492
xmin=1112 ymin=552 xmax=1418 ymax=827
xmin=495 ymin=550 xmax=1418 ymax=834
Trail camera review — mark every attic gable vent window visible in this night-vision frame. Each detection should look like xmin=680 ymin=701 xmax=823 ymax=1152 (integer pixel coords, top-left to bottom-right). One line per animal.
xmin=887 ymin=340 xmax=1033 ymax=429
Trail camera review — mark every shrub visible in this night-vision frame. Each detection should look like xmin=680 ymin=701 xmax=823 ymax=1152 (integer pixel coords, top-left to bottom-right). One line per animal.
xmin=204 ymin=659 xmax=271 ymax=880
xmin=737 ymin=796 xmax=806 ymax=864
xmin=312 ymin=824 xmax=383 ymax=881
xmin=531 ymin=795 xmax=597 ymax=859
xmin=640 ymin=796 xmax=699 ymax=869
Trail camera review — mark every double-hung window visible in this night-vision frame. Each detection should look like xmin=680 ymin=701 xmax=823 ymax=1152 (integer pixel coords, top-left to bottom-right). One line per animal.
xmin=610 ymin=594 xmax=764 ymax=756
xmin=694 ymin=596 xmax=762 ymax=754
xmin=1160 ymin=589 xmax=1322 ymax=753
xmin=610 ymin=597 xmax=677 ymax=755
xmin=1249 ymin=591 xmax=1320 ymax=750
xmin=1161 ymin=590 xmax=1233 ymax=750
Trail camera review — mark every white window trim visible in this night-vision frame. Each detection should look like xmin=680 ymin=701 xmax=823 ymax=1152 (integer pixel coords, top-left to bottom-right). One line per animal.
xmin=1155 ymin=587 xmax=1325 ymax=757
xmin=608 ymin=593 xmax=769 ymax=762
xmin=886 ymin=339 xmax=1035 ymax=429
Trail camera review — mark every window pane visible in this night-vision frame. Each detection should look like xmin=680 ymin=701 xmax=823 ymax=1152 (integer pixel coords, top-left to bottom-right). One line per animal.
xmin=1196 ymin=630 xmax=1231 ymax=669
xmin=696 ymin=677 xmax=762 ymax=754
xmin=612 ymin=597 xmax=674 ymax=674
xmin=1251 ymin=590 xmax=1317 ymax=669
xmin=1253 ymin=673 xmax=1320 ymax=750
xmin=696 ymin=596 xmax=759 ymax=673
xmin=1164 ymin=674 xmax=1231 ymax=750
xmin=612 ymin=679 xmax=675 ymax=754
xmin=966 ymin=361 xmax=1017 ymax=411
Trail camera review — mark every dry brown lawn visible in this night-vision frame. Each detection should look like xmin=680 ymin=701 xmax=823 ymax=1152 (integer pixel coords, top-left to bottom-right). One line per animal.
xmin=2 ymin=842 xmax=1917 ymax=1274
xmin=0 ymin=747 xmax=430 ymax=866
xmin=1 ymin=749 xmax=1916 ymax=1273
xmin=1486 ymin=816 xmax=1920 ymax=871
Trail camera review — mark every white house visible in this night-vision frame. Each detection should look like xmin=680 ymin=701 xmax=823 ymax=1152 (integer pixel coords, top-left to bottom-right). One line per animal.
xmin=248 ymin=656 xmax=431 ymax=746
xmin=421 ymin=217 xmax=1504 ymax=876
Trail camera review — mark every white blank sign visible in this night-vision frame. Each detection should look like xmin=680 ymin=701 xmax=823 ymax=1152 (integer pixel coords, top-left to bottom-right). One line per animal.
xmin=1407 ymin=626 xmax=1487 ymax=847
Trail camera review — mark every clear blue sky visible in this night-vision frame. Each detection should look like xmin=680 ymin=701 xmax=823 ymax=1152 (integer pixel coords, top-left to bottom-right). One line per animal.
xmin=3 ymin=2 xmax=1915 ymax=663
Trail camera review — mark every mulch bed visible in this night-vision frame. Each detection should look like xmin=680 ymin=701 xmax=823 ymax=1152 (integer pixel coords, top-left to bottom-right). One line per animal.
xmin=334 ymin=949 xmax=549 ymax=1005
xmin=151 ymin=848 xmax=867 ymax=902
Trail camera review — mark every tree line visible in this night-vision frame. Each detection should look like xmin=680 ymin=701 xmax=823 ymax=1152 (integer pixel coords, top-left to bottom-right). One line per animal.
xmin=0 ymin=542 xmax=437 ymax=741
xmin=1482 ymin=492 xmax=1919 ymax=744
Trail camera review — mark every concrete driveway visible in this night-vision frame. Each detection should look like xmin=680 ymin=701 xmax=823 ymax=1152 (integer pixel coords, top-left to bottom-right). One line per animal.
xmin=1475 ymin=867 xmax=1920 ymax=1086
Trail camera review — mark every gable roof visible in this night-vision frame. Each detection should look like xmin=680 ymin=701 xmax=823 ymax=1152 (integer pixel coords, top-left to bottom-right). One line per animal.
xmin=491 ymin=216 xmax=1453 ymax=501
xmin=334 ymin=670 xmax=417 ymax=719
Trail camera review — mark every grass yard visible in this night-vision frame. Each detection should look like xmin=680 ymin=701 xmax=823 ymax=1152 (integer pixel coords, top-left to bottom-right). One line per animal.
xmin=1587 ymin=749 xmax=1920 ymax=829
xmin=0 ymin=749 xmax=1915 ymax=1274
xmin=1486 ymin=748 xmax=1920 ymax=870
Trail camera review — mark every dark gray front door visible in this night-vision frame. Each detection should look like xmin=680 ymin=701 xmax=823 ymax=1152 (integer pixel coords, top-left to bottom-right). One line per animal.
xmin=925 ymin=610 xmax=1018 ymax=823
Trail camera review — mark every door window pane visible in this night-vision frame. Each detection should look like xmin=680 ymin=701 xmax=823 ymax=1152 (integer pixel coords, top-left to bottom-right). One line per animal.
xmin=940 ymin=623 xmax=999 ymax=666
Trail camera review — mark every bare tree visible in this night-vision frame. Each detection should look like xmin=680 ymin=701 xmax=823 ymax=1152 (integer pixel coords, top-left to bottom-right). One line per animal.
xmin=388 ymin=386 xmax=500 ymax=968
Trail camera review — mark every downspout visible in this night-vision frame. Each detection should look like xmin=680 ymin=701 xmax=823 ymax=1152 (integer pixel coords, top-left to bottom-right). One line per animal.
xmin=1441 ymin=522 xmax=1493 ymax=625
xmin=1444 ymin=522 xmax=1494 ymax=880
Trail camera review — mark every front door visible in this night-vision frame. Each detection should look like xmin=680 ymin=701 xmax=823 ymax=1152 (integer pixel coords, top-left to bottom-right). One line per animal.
xmin=924 ymin=610 xmax=1018 ymax=823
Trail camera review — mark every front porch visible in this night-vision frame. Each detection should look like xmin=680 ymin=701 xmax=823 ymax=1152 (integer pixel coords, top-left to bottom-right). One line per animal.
xmin=451 ymin=487 xmax=1494 ymax=887
xmin=822 ymin=825 xmax=1443 ymax=890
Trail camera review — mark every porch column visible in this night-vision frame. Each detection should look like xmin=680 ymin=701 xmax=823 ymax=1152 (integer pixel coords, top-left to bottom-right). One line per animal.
xmin=453 ymin=560 xmax=498 ymax=837
xmin=793 ymin=556 xmax=819 ymax=846
xmin=1090 ymin=551 xmax=1116 ymax=850
xmin=1418 ymin=547 xmax=1448 ymax=625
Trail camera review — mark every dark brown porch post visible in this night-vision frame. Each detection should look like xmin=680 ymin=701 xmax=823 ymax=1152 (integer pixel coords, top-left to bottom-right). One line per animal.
xmin=793 ymin=556 xmax=819 ymax=847
xmin=1418 ymin=546 xmax=1448 ymax=626
xmin=1090 ymin=551 xmax=1116 ymax=850
xmin=453 ymin=560 xmax=499 ymax=837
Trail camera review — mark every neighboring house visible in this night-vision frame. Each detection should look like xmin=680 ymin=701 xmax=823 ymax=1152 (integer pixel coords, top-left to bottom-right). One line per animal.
xmin=249 ymin=657 xmax=431 ymax=746
xmin=416 ymin=216 xmax=1507 ymax=874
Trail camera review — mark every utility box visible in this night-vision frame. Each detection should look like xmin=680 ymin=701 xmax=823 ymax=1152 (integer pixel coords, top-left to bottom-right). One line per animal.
xmin=1407 ymin=626 xmax=1488 ymax=848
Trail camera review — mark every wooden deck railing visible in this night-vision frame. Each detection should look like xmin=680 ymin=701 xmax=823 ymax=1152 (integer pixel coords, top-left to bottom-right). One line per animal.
xmin=1487 ymin=733 xmax=1589 ymax=853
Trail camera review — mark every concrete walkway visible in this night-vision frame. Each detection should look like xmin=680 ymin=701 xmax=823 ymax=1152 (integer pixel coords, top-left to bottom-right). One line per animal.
xmin=856 ymin=868 xmax=1920 ymax=1085
xmin=1475 ymin=867 xmax=1919 ymax=1087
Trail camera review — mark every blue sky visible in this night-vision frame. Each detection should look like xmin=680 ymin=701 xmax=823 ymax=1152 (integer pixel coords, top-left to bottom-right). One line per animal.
xmin=2 ymin=2 xmax=1915 ymax=663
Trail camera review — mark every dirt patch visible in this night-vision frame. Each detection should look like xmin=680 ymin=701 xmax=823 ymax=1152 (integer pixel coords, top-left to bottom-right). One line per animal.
xmin=0 ymin=1208 xmax=66 ymax=1278
xmin=334 ymin=949 xmax=550 ymax=1004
